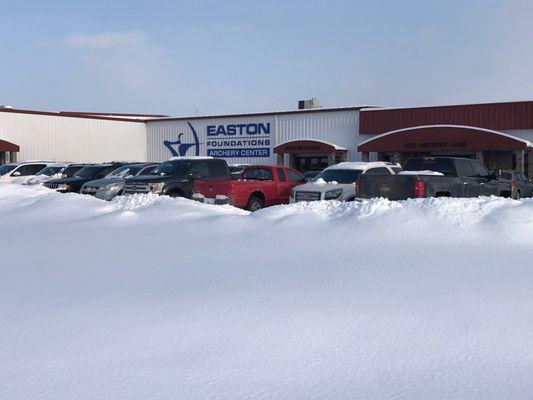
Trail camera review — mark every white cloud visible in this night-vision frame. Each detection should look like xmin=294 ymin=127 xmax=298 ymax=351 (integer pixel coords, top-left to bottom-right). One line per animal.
xmin=64 ymin=30 xmax=149 ymax=50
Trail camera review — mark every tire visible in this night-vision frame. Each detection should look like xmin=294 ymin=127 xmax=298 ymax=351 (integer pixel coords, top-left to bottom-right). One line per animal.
xmin=168 ymin=190 xmax=183 ymax=198
xmin=247 ymin=196 xmax=264 ymax=212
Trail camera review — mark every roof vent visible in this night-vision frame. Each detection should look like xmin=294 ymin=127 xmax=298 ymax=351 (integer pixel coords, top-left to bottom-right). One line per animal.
xmin=298 ymin=98 xmax=321 ymax=110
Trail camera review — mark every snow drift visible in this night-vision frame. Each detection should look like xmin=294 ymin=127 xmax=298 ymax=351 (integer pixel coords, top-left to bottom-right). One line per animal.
xmin=1 ymin=183 xmax=533 ymax=400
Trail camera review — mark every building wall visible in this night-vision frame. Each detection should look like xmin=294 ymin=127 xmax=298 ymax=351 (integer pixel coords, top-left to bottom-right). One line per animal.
xmin=0 ymin=112 xmax=147 ymax=163
xmin=146 ymin=110 xmax=362 ymax=164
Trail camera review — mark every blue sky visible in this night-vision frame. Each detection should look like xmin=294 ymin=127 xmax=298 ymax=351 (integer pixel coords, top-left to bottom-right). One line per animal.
xmin=1 ymin=0 xmax=533 ymax=116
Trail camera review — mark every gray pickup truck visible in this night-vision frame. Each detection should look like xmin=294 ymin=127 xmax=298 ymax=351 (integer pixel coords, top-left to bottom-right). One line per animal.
xmin=356 ymin=157 xmax=511 ymax=200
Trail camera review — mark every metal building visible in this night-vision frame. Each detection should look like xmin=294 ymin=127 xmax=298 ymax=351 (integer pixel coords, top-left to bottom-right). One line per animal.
xmin=146 ymin=106 xmax=367 ymax=170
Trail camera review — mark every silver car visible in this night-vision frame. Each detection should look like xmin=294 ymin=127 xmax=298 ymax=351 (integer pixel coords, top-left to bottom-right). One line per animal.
xmin=81 ymin=163 xmax=159 ymax=200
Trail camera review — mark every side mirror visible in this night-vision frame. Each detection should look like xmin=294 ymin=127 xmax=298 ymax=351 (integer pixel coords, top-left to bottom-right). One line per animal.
xmin=12 ymin=171 xmax=21 ymax=176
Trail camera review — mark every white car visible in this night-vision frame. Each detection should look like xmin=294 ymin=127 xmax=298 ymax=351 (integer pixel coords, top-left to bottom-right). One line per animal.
xmin=0 ymin=161 xmax=53 ymax=183
xmin=21 ymin=163 xmax=86 ymax=186
xmin=290 ymin=161 xmax=401 ymax=202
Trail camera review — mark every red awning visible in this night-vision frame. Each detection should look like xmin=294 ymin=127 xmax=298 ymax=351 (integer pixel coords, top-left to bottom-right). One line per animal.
xmin=274 ymin=140 xmax=346 ymax=154
xmin=0 ymin=139 xmax=19 ymax=152
xmin=358 ymin=125 xmax=530 ymax=153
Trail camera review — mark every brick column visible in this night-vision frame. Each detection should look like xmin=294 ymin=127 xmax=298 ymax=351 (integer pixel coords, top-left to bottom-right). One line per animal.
xmin=361 ymin=152 xmax=369 ymax=162
xmin=527 ymin=150 xmax=533 ymax=178
xmin=276 ymin=153 xmax=284 ymax=166
xmin=475 ymin=151 xmax=484 ymax=165
xmin=391 ymin=152 xmax=402 ymax=165
xmin=9 ymin=151 xmax=17 ymax=163
xmin=514 ymin=149 xmax=525 ymax=173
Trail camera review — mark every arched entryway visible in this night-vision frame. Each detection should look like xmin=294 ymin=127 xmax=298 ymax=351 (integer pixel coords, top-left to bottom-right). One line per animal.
xmin=274 ymin=139 xmax=347 ymax=172
xmin=358 ymin=125 xmax=533 ymax=175
xmin=0 ymin=139 xmax=20 ymax=164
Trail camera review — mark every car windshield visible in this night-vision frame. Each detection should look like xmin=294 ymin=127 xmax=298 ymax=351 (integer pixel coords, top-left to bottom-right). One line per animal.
xmin=153 ymin=161 xmax=190 ymax=176
xmin=0 ymin=164 xmax=17 ymax=175
xmin=106 ymin=165 xmax=141 ymax=178
xmin=62 ymin=166 xmax=83 ymax=177
xmin=37 ymin=166 xmax=63 ymax=176
xmin=74 ymin=166 xmax=105 ymax=179
xmin=500 ymin=172 xmax=513 ymax=180
xmin=312 ymin=169 xmax=362 ymax=184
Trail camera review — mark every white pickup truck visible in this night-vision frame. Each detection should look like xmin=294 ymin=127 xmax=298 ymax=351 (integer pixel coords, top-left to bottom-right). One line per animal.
xmin=290 ymin=161 xmax=401 ymax=202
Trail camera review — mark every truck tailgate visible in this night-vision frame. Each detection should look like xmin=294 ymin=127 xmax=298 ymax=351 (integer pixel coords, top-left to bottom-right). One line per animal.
xmin=358 ymin=175 xmax=418 ymax=200
xmin=193 ymin=179 xmax=233 ymax=198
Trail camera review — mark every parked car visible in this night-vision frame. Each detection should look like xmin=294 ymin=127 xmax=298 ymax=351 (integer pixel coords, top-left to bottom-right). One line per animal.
xmin=193 ymin=165 xmax=306 ymax=211
xmin=21 ymin=163 xmax=86 ymax=185
xmin=123 ymin=157 xmax=229 ymax=198
xmin=356 ymin=157 xmax=510 ymax=200
xmin=303 ymin=170 xmax=322 ymax=181
xmin=499 ymin=170 xmax=533 ymax=199
xmin=43 ymin=162 xmax=128 ymax=193
xmin=80 ymin=163 xmax=159 ymax=200
xmin=0 ymin=161 xmax=52 ymax=183
xmin=290 ymin=162 xmax=401 ymax=203
xmin=229 ymin=164 xmax=249 ymax=180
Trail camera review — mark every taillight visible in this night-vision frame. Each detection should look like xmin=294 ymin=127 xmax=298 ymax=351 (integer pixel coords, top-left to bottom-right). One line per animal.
xmin=511 ymin=180 xmax=516 ymax=188
xmin=354 ymin=180 xmax=360 ymax=195
xmin=414 ymin=181 xmax=425 ymax=197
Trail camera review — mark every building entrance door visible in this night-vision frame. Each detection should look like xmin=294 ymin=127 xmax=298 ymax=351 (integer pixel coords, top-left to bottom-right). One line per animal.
xmin=293 ymin=155 xmax=329 ymax=173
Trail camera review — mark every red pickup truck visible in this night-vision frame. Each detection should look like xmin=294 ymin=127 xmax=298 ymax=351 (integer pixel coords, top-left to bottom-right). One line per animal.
xmin=192 ymin=165 xmax=306 ymax=211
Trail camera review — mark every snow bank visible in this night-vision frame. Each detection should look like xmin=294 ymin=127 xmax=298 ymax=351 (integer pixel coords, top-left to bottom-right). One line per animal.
xmin=1 ymin=183 xmax=533 ymax=400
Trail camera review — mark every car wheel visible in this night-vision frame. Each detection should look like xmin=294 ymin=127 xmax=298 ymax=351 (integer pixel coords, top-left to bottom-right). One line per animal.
xmin=247 ymin=196 xmax=264 ymax=212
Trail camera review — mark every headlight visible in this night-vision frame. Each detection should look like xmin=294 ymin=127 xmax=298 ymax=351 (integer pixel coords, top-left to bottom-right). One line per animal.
xmin=102 ymin=183 xmax=123 ymax=192
xmin=150 ymin=182 xmax=165 ymax=193
xmin=57 ymin=184 xmax=72 ymax=191
xmin=324 ymin=189 xmax=343 ymax=200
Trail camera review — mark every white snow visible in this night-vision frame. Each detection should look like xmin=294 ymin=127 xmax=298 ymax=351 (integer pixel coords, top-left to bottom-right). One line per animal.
xmin=399 ymin=170 xmax=445 ymax=176
xmin=2 ymin=183 xmax=533 ymax=399
xmin=326 ymin=161 xmax=398 ymax=170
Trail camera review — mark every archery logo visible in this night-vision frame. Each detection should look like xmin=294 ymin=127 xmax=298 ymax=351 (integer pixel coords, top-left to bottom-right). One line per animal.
xmin=163 ymin=122 xmax=200 ymax=157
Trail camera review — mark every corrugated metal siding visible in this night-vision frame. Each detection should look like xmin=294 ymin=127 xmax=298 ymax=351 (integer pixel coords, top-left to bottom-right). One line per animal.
xmin=360 ymin=101 xmax=533 ymax=135
xmin=276 ymin=110 xmax=360 ymax=161
xmin=147 ymin=110 xmax=362 ymax=164
xmin=0 ymin=112 xmax=147 ymax=162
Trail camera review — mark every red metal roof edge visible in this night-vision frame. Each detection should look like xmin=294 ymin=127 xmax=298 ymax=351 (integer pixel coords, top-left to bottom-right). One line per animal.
xmin=58 ymin=111 xmax=169 ymax=117
xmin=0 ymin=107 xmax=147 ymax=123
xmin=360 ymin=99 xmax=533 ymax=112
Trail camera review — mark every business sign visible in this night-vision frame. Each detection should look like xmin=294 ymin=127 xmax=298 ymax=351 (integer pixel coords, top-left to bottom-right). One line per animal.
xmin=162 ymin=121 xmax=272 ymax=158
xmin=206 ymin=122 xmax=271 ymax=158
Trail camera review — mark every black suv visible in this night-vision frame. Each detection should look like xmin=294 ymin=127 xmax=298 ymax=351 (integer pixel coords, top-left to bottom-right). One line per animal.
xmin=123 ymin=157 xmax=230 ymax=198
xmin=43 ymin=163 xmax=127 ymax=193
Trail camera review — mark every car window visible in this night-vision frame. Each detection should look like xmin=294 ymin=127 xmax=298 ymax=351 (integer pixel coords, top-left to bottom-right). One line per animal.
xmin=312 ymin=169 xmax=361 ymax=184
xmin=404 ymin=158 xmax=457 ymax=176
xmin=36 ymin=166 xmax=63 ymax=176
xmin=107 ymin=165 xmax=142 ymax=178
xmin=153 ymin=161 xmax=190 ymax=177
xmin=471 ymin=161 xmax=489 ymax=177
xmin=456 ymin=159 xmax=475 ymax=177
xmin=391 ymin=167 xmax=402 ymax=174
xmin=277 ymin=168 xmax=286 ymax=182
xmin=365 ymin=167 xmax=391 ymax=175
xmin=15 ymin=164 xmax=47 ymax=176
xmin=138 ymin=165 xmax=157 ymax=175
xmin=243 ymin=167 xmax=273 ymax=181
xmin=287 ymin=169 xmax=304 ymax=182
xmin=500 ymin=172 xmax=513 ymax=180
xmin=0 ymin=164 xmax=17 ymax=175
xmin=62 ymin=166 xmax=83 ymax=177
xmin=189 ymin=162 xmax=210 ymax=179
xmin=206 ymin=161 xmax=229 ymax=179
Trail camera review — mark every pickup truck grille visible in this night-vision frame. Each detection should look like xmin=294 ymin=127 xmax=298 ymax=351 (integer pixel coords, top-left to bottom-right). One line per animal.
xmin=295 ymin=191 xmax=321 ymax=202
xmin=43 ymin=182 xmax=59 ymax=189
xmin=123 ymin=183 xmax=151 ymax=195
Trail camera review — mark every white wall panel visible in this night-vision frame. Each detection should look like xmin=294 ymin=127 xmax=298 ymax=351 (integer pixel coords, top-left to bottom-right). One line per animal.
xmin=147 ymin=109 xmax=364 ymax=164
xmin=0 ymin=113 xmax=147 ymax=163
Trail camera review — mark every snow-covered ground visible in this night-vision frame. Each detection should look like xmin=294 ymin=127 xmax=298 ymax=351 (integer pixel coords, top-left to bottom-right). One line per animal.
xmin=1 ymin=183 xmax=533 ymax=399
